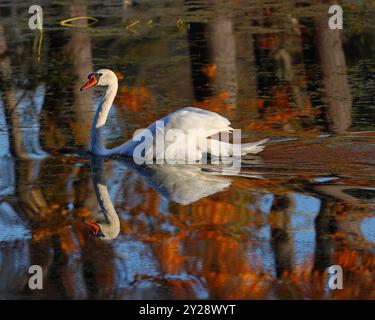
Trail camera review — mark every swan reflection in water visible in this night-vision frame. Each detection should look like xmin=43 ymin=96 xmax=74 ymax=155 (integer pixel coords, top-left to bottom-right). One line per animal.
xmin=86 ymin=155 xmax=263 ymax=240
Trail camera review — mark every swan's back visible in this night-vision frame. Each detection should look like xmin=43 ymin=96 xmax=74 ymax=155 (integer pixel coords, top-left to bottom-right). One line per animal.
xmin=164 ymin=106 xmax=233 ymax=137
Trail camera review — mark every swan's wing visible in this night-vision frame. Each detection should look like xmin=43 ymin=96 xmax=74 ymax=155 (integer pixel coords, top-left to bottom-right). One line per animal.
xmin=164 ymin=107 xmax=233 ymax=137
xmin=112 ymin=107 xmax=232 ymax=157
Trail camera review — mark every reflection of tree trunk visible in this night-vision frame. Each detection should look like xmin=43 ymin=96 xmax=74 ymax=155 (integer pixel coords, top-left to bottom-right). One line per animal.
xmin=0 ymin=23 xmax=23 ymax=157
xmin=22 ymin=237 xmax=55 ymax=298
xmin=67 ymin=5 xmax=94 ymax=146
xmin=270 ymin=195 xmax=295 ymax=277
xmin=270 ymin=195 xmax=297 ymax=299
xmin=273 ymin=15 xmax=305 ymax=110
xmin=80 ymin=235 xmax=115 ymax=299
xmin=313 ymin=197 xmax=336 ymax=272
xmin=14 ymin=159 xmax=48 ymax=219
xmin=237 ymin=30 xmax=256 ymax=98
xmin=315 ymin=16 xmax=352 ymax=133
xmin=187 ymin=22 xmax=212 ymax=100
xmin=274 ymin=48 xmax=303 ymax=109
xmin=207 ymin=17 xmax=237 ymax=104
xmin=186 ymin=2 xmax=237 ymax=104
xmin=41 ymin=4 xmax=93 ymax=152
xmin=236 ymin=23 xmax=257 ymax=123
xmin=14 ymin=159 xmax=54 ymax=298
xmin=0 ymin=26 xmax=15 ymax=195
xmin=0 ymin=238 xmax=31 ymax=298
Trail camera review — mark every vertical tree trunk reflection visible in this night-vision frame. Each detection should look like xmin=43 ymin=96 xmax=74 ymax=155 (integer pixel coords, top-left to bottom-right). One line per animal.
xmin=41 ymin=4 xmax=93 ymax=152
xmin=0 ymin=23 xmax=24 ymax=157
xmin=206 ymin=16 xmax=237 ymax=104
xmin=270 ymin=195 xmax=295 ymax=278
xmin=315 ymin=14 xmax=352 ymax=133
xmin=313 ymin=197 xmax=336 ymax=272
xmin=186 ymin=1 xmax=237 ymax=104
xmin=270 ymin=195 xmax=297 ymax=299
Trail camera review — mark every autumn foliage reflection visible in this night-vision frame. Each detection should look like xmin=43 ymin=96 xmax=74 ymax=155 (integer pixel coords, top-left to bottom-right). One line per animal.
xmin=0 ymin=0 xmax=374 ymax=301
xmin=18 ymin=157 xmax=374 ymax=299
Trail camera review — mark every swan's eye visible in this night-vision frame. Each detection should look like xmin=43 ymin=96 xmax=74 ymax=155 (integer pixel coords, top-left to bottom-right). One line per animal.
xmin=88 ymin=73 xmax=98 ymax=80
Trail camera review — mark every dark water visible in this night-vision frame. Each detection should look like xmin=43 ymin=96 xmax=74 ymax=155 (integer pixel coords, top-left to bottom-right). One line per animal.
xmin=0 ymin=0 xmax=374 ymax=299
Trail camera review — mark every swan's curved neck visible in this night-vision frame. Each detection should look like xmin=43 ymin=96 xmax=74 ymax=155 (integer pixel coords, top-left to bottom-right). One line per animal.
xmin=90 ymin=155 xmax=120 ymax=240
xmin=94 ymin=181 xmax=120 ymax=239
xmin=89 ymin=82 xmax=118 ymax=155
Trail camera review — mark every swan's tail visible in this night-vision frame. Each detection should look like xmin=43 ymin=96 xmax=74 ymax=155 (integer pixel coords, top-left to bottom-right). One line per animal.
xmin=240 ymin=138 xmax=269 ymax=155
xmin=206 ymin=138 xmax=269 ymax=156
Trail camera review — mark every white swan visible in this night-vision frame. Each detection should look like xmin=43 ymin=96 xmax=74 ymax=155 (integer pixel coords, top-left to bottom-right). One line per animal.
xmin=80 ymin=69 xmax=268 ymax=159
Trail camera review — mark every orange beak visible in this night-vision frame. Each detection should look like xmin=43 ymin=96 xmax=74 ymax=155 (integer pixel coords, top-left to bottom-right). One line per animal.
xmin=84 ymin=220 xmax=100 ymax=235
xmin=80 ymin=76 xmax=97 ymax=91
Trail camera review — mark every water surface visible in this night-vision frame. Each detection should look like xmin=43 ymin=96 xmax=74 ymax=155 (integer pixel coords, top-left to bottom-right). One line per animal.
xmin=0 ymin=0 xmax=374 ymax=299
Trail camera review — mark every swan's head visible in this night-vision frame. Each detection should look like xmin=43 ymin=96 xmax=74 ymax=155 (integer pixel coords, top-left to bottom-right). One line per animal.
xmin=85 ymin=220 xmax=120 ymax=241
xmin=80 ymin=69 xmax=118 ymax=91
